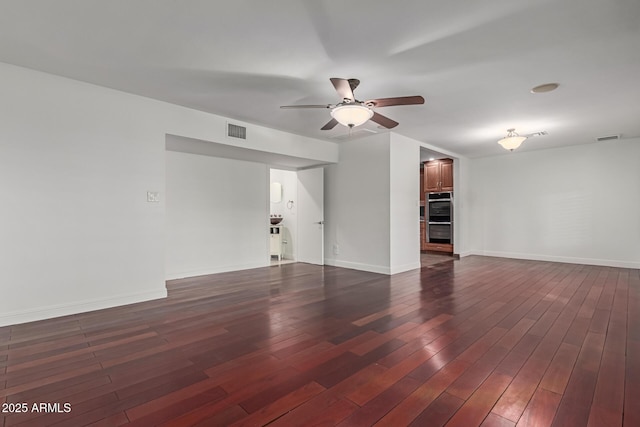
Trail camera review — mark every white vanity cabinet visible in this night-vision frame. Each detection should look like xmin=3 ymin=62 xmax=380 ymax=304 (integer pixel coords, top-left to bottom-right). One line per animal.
xmin=270 ymin=225 xmax=283 ymax=260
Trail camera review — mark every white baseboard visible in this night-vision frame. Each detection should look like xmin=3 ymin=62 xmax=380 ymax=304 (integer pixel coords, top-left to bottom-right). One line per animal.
xmin=0 ymin=288 xmax=167 ymax=327
xmin=324 ymin=259 xmax=421 ymax=275
xmin=456 ymin=250 xmax=475 ymax=258
xmin=468 ymin=250 xmax=640 ymax=269
xmin=325 ymin=258 xmax=391 ymax=275
xmin=165 ymin=261 xmax=269 ymax=280
xmin=390 ymin=262 xmax=422 ymax=275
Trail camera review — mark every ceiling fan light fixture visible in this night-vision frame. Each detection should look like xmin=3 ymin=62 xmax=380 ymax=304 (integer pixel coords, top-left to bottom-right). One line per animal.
xmin=330 ymin=104 xmax=373 ymax=128
xmin=498 ymin=128 xmax=527 ymax=151
xmin=281 ymin=78 xmax=422 ymax=130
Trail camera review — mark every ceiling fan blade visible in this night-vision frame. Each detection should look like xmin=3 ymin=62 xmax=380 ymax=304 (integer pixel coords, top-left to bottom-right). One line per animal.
xmin=348 ymin=78 xmax=360 ymax=92
xmin=330 ymin=78 xmax=355 ymax=100
xmin=321 ymin=118 xmax=339 ymax=130
xmin=366 ymin=96 xmax=425 ymax=108
xmin=371 ymin=112 xmax=399 ymax=129
xmin=280 ymin=104 xmax=332 ymax=109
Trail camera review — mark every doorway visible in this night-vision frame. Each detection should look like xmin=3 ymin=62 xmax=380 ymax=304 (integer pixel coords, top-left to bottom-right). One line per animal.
xmin=270 ymin=168 xmax=297 ymax=264
xmin=420 ymin=147 xmax=457 ymax=267
xmin=269 ymin=167 xmax=325 ymax=266
xmin=296 ymin=167 xmax=324 ymax=265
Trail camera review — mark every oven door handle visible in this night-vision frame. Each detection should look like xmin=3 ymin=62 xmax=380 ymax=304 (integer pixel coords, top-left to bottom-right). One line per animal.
xmin=428 ymin=222 xmax=451 ymax=225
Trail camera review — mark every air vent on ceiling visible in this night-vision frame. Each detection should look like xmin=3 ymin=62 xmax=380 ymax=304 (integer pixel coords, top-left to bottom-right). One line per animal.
xmin=529 ymin=131 xmax=548 ymax=137
xmin=227 ymin=123 xmax=247 ymax=140
xmin=595 ymin=134 xmax=620 ymax=142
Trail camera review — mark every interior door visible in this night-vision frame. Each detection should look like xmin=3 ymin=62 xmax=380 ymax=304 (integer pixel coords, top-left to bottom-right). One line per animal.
xmin=297 ymin=167 xmax=324 ymax=265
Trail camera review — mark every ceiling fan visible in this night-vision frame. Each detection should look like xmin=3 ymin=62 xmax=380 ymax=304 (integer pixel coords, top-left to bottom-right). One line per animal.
xmin=280 ymin=78 xmax=424 ymax=130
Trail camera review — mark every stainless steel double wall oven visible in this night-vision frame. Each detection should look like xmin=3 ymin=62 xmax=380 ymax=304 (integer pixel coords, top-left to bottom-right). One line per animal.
xmin=427 ymin=192 xmax=452 ymax=244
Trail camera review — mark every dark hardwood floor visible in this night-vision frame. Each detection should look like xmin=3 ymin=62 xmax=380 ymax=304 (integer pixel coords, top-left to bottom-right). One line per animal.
xmin=421 ymin=252 xmax=456 ymax=267
xmin=1 ymin=256 xmax=638 ymax=426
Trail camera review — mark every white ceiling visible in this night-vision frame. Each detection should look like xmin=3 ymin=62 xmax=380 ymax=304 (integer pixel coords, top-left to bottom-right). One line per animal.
xmin=1 ymin=0 xmax=639 ymax=158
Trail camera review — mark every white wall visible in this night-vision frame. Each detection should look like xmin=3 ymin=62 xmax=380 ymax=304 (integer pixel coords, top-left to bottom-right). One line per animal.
xmin=390 ymin=134 xmax=421 ymax=273
xmin=270 ymin=169 xmax=297 ymax=260
xmin=325 ymin=133 xmax=391 ymax=273
xmin=166 ymin=152 xmax=268 ymax=279
xmin=0 ymin=62 xmax=337 ymax=326
xmin=467 ymin=137 xmax=640 ymax=268
xmin=454 ymin=156 xmax=473 ymax=256
xmin=325 ymin=132 xmax=423 ymax=274
xmin=0 ymin=64 xmax=167 ymax=326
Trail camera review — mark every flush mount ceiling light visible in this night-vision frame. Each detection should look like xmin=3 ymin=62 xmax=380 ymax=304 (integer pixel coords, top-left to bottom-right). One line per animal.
xmin=330 ymin=104 xmax=374 ymax=128
xmin=498 ymin=128 xmax=527 ymax=151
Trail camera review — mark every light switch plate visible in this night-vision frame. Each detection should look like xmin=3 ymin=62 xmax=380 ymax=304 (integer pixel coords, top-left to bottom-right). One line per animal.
xmin=147 ymin=191 xmax=160 ymax=202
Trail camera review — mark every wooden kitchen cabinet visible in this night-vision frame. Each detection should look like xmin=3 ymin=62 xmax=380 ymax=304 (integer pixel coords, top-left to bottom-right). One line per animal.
xmin=424 ymin=161 xmax=440 ymax=193
xmin=425 ymin=242 xmax=453 ymax=253
xmin=420 ymin=165 xmax=425 ymax=202
xmin=420 ymin=165 xmax=427 ymax=250
xmin=424 ymin=158 xmax=453 ymax=192
xmin=440 ymin=160 xmax=453 ymax=191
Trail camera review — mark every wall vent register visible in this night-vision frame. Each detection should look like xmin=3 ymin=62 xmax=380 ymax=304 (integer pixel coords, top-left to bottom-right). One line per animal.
xmin=227 ymin=123 xmax=247 ymax=139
